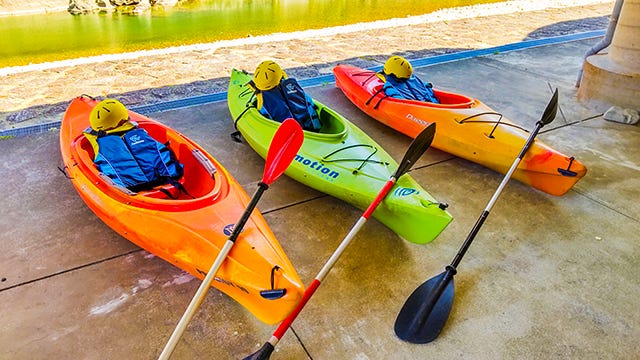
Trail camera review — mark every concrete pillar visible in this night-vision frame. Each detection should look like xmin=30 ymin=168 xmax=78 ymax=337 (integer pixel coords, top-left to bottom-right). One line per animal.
xmin=578 ymin=0 xmax=640 ymax=112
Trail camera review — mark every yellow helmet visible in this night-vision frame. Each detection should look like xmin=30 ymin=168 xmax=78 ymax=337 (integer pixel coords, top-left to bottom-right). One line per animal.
xmin=383 ymin=55 xmax=413 ymax=79
xmin=89 ymin=99 xmax=130 ymax=131
xmin=253 ymin=60 xmax=285 ymax=91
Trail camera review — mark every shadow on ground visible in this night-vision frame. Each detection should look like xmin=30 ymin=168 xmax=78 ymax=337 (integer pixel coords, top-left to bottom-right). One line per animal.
xmin=524 ymin=15 xmax=608 ymax=40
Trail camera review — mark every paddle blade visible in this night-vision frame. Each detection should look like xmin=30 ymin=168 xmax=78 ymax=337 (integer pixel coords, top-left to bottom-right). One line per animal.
xmin=395 ymin=271 xmax=455 ymax=344
xmin=394 ymin=123 xmax=436 ymax=178
xmin=539 ymin=88 xmax=559 ymax=126
xmin=262 ymin=119 xmax=304 ymax=185
xmin=243 ymin=342 xmax=274 ymax=360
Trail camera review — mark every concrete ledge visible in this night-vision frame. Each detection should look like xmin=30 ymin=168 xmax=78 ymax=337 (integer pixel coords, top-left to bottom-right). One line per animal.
xmin=578 ymin=52 xmax=640 ymax=112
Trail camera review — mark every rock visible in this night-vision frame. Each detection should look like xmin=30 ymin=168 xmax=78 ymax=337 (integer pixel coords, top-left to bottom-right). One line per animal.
xmin=7 ymin=109 xmax=39 ymax=123
xmin=95 ymin=0 xmax=114 ymax=10
xmin=68 ymin=0 xmax=115 ymax=14
xmin=152 ymin=0 xmax=179 ymax=5
xmin=110 ymin=0 xmax=140 ymax=6
xmin=68 ymin=0 xmax=97 ymax=14
xmin=6 ymin=103 xmax=68 ymax=124
xmin=108 ymin=0 xmax=156 ymax=14
xmin=603 ymin=106 xmax=640 ymax=125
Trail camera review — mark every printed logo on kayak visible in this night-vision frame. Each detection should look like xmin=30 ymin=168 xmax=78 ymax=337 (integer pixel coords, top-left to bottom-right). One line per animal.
xmin=196 ymin=268 xmax=250 ymax=294
xmin=394 ymin=187 xmax=419 ymax=197
xmin=406 ymin=113 xmax=429 ymax=126
xmin=294 ymin=154 xmax=340 ymax=181
xmin=223 ymin=223 xmax=244 ymax=236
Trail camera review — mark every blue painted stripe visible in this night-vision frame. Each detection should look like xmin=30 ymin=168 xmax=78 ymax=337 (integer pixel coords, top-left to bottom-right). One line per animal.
xmin=0 ymin=30 xmax=605 ymax=138
xmin=130 ymin=92 xmax=228 ymax=114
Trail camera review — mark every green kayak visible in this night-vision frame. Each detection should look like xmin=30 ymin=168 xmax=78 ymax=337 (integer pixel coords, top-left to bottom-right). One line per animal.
xmin=227 ymin=69 xmax=452 ymax=244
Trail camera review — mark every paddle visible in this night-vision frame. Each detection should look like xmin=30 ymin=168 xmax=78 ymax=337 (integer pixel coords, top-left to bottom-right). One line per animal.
xmin=158 ymin=119 xmax=304 ymax=360
xmin=394 ymin=89 xmax=559 ymax=344
xmin=244 ymin=122 xmax=437 ymax=360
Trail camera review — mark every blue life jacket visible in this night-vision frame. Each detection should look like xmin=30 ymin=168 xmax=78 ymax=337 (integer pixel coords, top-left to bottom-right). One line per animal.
xmin=258 ymin=78 xmax=322 ymax=132
xmin=92 ymin=127 xmax=183 ymax=191
xmin=382 ymin=74 xmax=440 ymax=104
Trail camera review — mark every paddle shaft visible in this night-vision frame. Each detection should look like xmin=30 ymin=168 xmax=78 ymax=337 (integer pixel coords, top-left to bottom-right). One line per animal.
xmin=245 ymin=123 xmax=436 ymax=360
xmin=267 ymin=179 xmax=396 ymax=348
xmin=159 ymin=182 xmax=268 ymax=360
xmin=402 ymin=119 xmax=547 ymax=338
xmin=395 ymin=90 xmax=558 ymax=344
xmin=450 ymin=120 xmax=544 ymax=269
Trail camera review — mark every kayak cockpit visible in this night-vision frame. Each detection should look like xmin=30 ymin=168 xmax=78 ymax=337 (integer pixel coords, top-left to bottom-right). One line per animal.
xmin=369 ymin=83 xmax=475 ymax=109
xmin=342 ymin=66 xmax=475 ymax=108
xmin=70 ymin=121 xmax=224 ymax=210
xmin=433 ymin=90 xmax=475 ymax=107
xmin=316 ymin=105 xmax=346 ymax=135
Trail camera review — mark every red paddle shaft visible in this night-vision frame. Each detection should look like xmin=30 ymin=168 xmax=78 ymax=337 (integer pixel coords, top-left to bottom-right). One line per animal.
xmin=245 ymin=122 xmax=437 ymax=360
xmin=270 ymin=179 xmax=395 ymax=343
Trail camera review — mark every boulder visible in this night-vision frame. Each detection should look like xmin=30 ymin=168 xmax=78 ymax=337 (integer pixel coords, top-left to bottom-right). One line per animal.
xmin=68 ymin=0 xmax=115 ymax=14
xmin=68 ymin=0 xmax=98 ymax=14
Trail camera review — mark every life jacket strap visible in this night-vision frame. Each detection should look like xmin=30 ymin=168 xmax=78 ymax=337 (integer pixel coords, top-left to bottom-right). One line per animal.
xmin=158 ymin=187 xmax=178 ymax=200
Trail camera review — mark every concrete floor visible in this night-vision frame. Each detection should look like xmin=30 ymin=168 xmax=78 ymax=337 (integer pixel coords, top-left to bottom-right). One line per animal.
xmin=1 ymin=37 xmax=638 ymax=360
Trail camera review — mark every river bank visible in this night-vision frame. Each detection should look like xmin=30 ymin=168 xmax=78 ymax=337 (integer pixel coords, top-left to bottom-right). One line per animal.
xmin=0 ymin=0 xmax=65 ymax=16
xmin=0 ymin=0 xmax=613 ymax=132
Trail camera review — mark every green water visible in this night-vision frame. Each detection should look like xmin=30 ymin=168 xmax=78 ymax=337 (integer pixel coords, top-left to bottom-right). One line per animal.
xmin=0 ymin=0 xmax=503 ymax=68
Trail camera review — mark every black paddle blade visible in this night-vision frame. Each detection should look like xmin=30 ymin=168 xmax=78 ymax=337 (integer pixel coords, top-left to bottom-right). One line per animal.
xmin=243 ymin=342 xmax=274 ymax=360
xmin=395 ymin=270 xmax=455 ymax=344
xmin=393 ymin=123 xmax=436 ymax=179
xmin=539 ymin=88 xmax=559 ymax=126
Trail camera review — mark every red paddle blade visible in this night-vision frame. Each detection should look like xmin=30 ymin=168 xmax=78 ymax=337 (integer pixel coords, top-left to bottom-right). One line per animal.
xmin=263 ymin=118 xmax=304 ymax=185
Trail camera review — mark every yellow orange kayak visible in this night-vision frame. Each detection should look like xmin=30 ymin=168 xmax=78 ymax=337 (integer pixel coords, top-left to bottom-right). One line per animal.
xmin=59 ymin=95 xmax=303 ymax=324
xmin=333 ymin=64 xmax=587 ymax=196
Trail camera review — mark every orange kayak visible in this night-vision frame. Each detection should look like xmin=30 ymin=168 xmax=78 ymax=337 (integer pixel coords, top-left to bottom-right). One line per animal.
xmin=333 ymin=64 xmax=587 ymax=196
xmin=59 ymin=95 xmax=303 ymax=324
